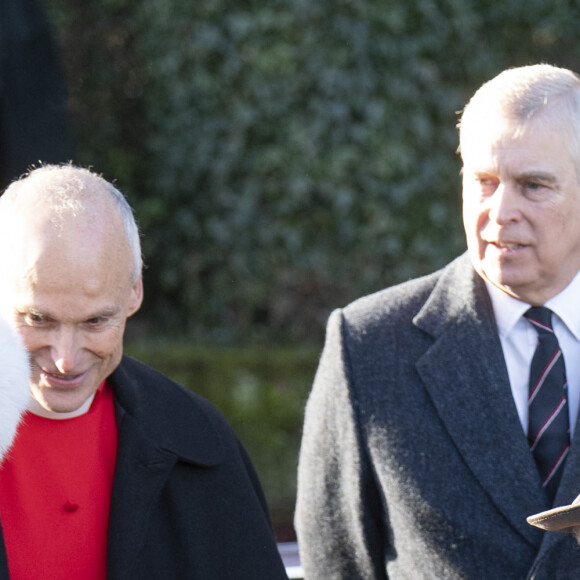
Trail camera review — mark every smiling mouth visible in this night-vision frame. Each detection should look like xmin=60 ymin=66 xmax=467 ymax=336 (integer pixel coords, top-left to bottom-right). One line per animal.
xmin=41 ymin=370 xmax=86 ymax=388
xmin=45 ymin=371 xmax=80 ymax=380
xmin=491 ymin=242 xmax=526 ymax=251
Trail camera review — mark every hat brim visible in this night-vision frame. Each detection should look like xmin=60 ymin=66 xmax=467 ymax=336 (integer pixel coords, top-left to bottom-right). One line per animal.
xmin=527 ymin=503 xmax=580 ymax=532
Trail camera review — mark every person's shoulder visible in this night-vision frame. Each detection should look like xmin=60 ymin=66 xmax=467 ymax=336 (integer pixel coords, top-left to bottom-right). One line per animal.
xmin=115 ymin=355 xmax=226 ymax=418
xmin=114 ymin=355 xmax=196 ymax=400
xmin=341 ymin=263 xmax=445 ymax=324
xmin=111 ymin=355 xmax=238 ymax=455
xmin=338 ymin=254 xmax=472 ymax=333
xmin=346 ymin=269 xmax=439 ymax=316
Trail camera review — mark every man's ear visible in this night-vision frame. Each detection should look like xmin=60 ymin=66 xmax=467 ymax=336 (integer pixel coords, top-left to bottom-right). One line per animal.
xmin=128 ymin=276 xmax=144 ymax=317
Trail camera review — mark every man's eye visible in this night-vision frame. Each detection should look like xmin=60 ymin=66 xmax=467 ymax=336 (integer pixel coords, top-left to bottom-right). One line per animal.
xmin=475 ymin=176 xmax=497 ymax=187
xmin=25 ymin=313 xmax=44 ymax=325
xmin=520 ymin=180 xmax=549 ymax=197
xmin=86 ymin=317 xmax=106 ymax=326
xmin=473 ymin=176 xmax=498 ymax=193
xmin=525 ymin=181 xmax=543 ymax=190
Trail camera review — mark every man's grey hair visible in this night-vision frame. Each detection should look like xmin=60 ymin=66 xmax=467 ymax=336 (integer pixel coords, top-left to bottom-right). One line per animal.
xmin=458 ymin=64 xmax=580 ymax=170
xmin=0 ymin=164 xmax=143 ymax=282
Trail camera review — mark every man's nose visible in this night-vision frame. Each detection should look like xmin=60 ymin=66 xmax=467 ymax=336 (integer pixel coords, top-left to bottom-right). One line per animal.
xmin=51 ymin=328 xmax=78 ymax=374
xmin=488 ymin=183 xmax=521 ymax=224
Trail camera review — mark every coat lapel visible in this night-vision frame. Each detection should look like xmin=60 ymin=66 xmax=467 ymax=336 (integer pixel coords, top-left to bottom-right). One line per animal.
xmin=414 ymin=255 xmax=548 ymax=546
xmin=106 ymin=357 xmax=225 ymax=579
xmin=534 ymin=413 xmax=580 ymax=560
xmin=554 ymin=414 xmax=580 ymax=508
xmin=106 ymin=411 xmax=177 ymax=580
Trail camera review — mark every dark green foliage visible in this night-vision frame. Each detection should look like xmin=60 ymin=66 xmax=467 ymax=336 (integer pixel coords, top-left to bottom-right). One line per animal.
xmin=41 ymin=0 xmax=580 ymax=537
xmin=45 ymin=0 xmax=580 ymax=344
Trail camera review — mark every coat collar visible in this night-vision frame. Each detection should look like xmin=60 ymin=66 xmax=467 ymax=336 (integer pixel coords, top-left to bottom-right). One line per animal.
xmin=109 ymin=355 xmax=224 ymax=467
xmin=413 ymin=253 xmax=548 ymax=547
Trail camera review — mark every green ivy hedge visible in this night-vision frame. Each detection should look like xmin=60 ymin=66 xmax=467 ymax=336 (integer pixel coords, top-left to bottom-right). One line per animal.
xmin=46 ymin=0 xmax=580 ymax=344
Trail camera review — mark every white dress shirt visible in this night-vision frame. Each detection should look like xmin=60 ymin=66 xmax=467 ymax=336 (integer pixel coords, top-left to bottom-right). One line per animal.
xmin=486 ymin=272 xmax=580 ymax=437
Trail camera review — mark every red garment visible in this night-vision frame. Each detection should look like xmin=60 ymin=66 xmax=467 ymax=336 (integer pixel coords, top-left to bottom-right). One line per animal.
xmin=0 ymin=382 xmax=118 ymax=579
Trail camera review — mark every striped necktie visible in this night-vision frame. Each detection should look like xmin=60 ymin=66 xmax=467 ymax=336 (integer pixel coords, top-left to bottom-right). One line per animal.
xmin=524 ymin=307 xmax=570 ymax=502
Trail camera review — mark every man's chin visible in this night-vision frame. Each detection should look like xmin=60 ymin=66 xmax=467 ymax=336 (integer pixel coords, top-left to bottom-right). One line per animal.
xmin=30 ymin=386 xmax=96 ymax=415
xmin=482 ymin=269 xmax=547 ymax=304
xmin=479 ymin=261 xmax=528 ymax=291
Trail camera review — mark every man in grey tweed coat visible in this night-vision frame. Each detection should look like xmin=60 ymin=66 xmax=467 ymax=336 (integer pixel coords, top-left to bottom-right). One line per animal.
xmin=296 ymin=64 xmax=580 ymax=578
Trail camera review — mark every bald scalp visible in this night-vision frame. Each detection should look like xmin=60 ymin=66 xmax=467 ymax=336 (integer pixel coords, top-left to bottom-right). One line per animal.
xmin=23 ymin=198 xmax=133 ymax=293
xmin=0 ymin=166 xmax=145 ymax=414
xmin=0 ymin=165 xmax=143 ymax=282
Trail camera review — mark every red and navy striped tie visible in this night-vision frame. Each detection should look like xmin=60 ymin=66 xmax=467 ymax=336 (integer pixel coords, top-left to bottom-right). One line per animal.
xmin=524 ymin=307 xmax=570 ymax=503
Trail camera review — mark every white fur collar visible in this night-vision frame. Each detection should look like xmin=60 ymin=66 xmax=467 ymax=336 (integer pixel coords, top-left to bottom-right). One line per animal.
xmin=0 ymin=319 xmax=30 ymax=460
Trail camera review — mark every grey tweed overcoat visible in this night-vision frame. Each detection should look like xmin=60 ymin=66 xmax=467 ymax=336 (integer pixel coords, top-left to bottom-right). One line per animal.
xmin=296 ymin=252 xmax=580 ymax=579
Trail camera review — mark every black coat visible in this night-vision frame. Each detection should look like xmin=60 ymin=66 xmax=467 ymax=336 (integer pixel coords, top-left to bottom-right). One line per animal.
xmin=0 ymin=355 xmax=288 ymax=579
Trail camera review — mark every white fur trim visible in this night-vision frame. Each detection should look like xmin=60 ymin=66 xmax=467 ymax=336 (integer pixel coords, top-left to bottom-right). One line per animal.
xmin=0 ymin=318 xmax=30 ymax=461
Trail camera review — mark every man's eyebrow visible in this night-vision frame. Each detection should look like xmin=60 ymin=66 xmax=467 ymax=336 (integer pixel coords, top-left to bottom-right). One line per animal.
xmin=18 ymin=307 xmax=48 ymax=318
xmin=86 ymin=307 xmax=121 ymax=319
xmin=462 ymin=168 xmax=560 ymax=185
xmin=462 ymin=165 xmax=496 ymax=176
xmin=517 ymin=171 xmax=558 ymax=184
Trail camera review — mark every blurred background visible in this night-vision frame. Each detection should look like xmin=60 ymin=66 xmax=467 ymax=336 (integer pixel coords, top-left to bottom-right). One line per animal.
xmin=5 ymin=0 xmax=580 ymax=541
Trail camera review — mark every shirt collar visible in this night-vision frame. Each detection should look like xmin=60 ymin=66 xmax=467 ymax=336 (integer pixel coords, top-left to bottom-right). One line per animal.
xmin=485 ymin=271 xmax=580 ymax=340
xmin=545 ymin=271 xmax=580 ymax=340
xmin=26 ymin=380 xmax=106 ymax=420
xmin=485 ymin=281 xmax=529 ymax=338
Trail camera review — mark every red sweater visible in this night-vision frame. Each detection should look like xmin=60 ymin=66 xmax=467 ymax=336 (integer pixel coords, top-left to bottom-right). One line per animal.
xmin=0 ymin=383 xmax=118 ymax=579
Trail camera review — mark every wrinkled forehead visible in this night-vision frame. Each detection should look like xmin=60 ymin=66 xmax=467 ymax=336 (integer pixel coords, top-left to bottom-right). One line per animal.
xmin=459 ymin=85 xmax=578 ymax=147
xmin=459 ymin=107 xmax=572 ymax=166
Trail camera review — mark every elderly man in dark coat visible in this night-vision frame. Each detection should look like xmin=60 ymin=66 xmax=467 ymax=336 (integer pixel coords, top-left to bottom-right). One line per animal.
xmin=296 ymin=63 xmax=580 ymax=579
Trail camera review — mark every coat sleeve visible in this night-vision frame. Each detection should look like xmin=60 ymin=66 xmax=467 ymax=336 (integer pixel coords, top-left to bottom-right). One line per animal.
xmin=295 ymin=309 xmax=388 ymax=580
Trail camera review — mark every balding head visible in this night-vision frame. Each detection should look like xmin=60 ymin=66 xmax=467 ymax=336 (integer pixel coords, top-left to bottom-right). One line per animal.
xmin=0 ymin=165 xmax=144 ymax=413
xmin=0 ymin=165 xmax=143 ymax=283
